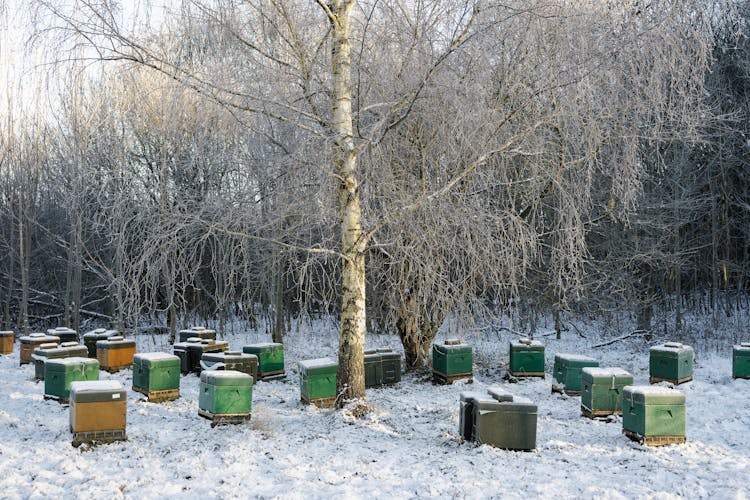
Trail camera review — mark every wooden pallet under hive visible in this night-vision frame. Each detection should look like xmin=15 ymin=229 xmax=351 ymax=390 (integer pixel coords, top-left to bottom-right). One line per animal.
xmin=432 ymin=370 xmax=473 ymax=385
xmin=198 ymin=409 xmax=251 ymax=427
xmin=649 ymin=375 xmax=693 ymax=385
xmin=132 ymin=386 xmax=180 ymax=403
xmin=624 ymin=429 xmax=686 ymax=447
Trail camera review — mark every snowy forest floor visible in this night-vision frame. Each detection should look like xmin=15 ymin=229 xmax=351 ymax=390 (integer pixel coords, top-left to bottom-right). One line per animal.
xmin=0 ymin=319 xmax=748 ymax=498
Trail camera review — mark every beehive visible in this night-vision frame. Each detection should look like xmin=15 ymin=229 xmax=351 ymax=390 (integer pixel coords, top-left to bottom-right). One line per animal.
xmin=649 ymin=342 xmax=694 ymax=384
xmin=82 ymin=328 xmax=118 ymax=358
xmin=364 ymin=351 xmax=384 ymax=388
xmin=378 ymin=349 xmax=402 ymax=385
xmin=132 ymin=352 xmax=181 ymax=402
xmin=552 ymin=353 xmax=599 ymax=395
xmin=198 ymin=370 xmax=253 ymax=425
xmin=508 ymin=338 xmax=545 ymax=378
xmin=46 ymin=327 xmax=78 ymax=343
xmin=177 ymin=326 xmax=216 ymax=343
xmin=183 ymin=339 xmax=229 ymax=374
xmin=432 ymin=339 xmax=473 ymax=384
xmin=242 ymin=343 xmax=285 ymax=380
xmin=459 ymin=387 xmax=537 ymax=450
xmin=69 ymin=380 xmax=127 ymax=446
xmin=580 ymin=367 xmax=634 ymax=418
xmin=33 ymin=341 xmax=89 ymax=380
xmin=96 ymin=336 xmax=136 ymax=373
xmin=622 ymin=385 xmax=686 ymax=446
xmin=0 ymin=330 xmax=14 ymax=355
xmin=44 ymin=357 xmax=100 ymax=402
xmin=19 ymin=333 xmax=60 ymax=365
xmin=299 ymin=358 xmax=338 ymax=408
xmin=733 ymin=343 xmax=750 ymax=379
xmin=200 ymin=350 xmax=258 ymax=381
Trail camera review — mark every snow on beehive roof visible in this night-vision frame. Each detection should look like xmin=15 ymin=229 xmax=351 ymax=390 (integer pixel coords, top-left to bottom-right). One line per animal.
xmin=582 ymin=367 xmax=631 ymax=377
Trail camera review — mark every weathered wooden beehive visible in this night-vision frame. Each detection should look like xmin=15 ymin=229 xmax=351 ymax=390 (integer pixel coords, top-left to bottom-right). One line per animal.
xmin=33 ymin=342 xmax=88 ymax=380
xmin=200 ymin=350 xmax=258 ymax=381
xmin=0 ymin=330 xmax=14 ymax=355
xmin=19 ymin=333 xmax=60 ymax=365
xmin=178 ymin=326 xmax=217 ymax=343
xmin=46 ymin=327 xmax=78 ymax=343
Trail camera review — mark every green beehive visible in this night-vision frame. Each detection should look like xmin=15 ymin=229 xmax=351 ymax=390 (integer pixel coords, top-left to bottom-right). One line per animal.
xmin=552 ymin=353 xmax=599 ymax=395
xmin=733 ymin=343 xmax=750 ymax=379
xmin=508 ymin=338 xmax=545 ymax=377
xmin=432 ymin=339 xmax=473 ymax=384
xmin=33 ymin=342 xmax=89 ymax=380
xmin=132 ymin=352 xmax=181 ymax=401
xmin=200 ymin=351 xmax=258 ymax=381
xmin=44 ymin=357 xmax=100 ymax=403
xmin=198 ymin=370 xmax=253 ymax=425
xmin=378 ymin=349 xmax=401 ymax=385
xmin=649 ymin=342 xmax=694 ymax=384
xmin=622 ymin=385 xmax=686 ymax=446
xmin=82 ymin=329 xmax=118 ymax=358
xmin=299 ymin=357 xmax=338 ymax=407
xmin=364 ymin=351 xmax=383 ymax=388
xmin=178 ymin=326 xmax=216 ymax=343
xmin=580 ymin=367 xmax=634 ymax=418
xmin=47 ymin=327 xmax=78 ymax=343
xmin=459 ymin=387 xmax=537 ymax=450
xmin=242 ymin=342 xmax=285 ymax=380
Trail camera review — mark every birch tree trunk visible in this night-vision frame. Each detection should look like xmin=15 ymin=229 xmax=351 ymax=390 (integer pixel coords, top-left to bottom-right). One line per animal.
xmin=327 ymin=0 xmax=366 ymax=403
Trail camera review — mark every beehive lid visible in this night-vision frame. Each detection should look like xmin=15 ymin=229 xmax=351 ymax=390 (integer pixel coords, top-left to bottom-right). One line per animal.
xmin=376 ymin=348 xmax=394 ymax=353
xmin=298 ymin=357 xmax=337 ymax=374
xmin=38 ymin=342 xmax=59 ymax=350
xmin=555 ymin=353 xmax=598 ymax=365
xmin=511 ymin=338 xmax=544 ymax=349
xmin=364 ymin=352 xmax=381 ymax=361
xmin=200 ymin=369 xmax=253 ymax=386
xmin=487 ymin=387 xmax=514 ymax=402
xmin=0 ymin=330 xmax=13 ymax=336
xmin=582 ymin=367 xmax=633 ymax=384
xmin=21 ymin=334 xmax=59 ymax=343
xmin=500 ymin=395 xmax=537 ymax=412
xmin=623 ymin=385 xmax=685 ymax=405
xmin=46 ymin=356 xmax=99 ymax=370
xmin=244 ymin=342 xmax=282 ymax=350
xmin=61 ymin=341 xmax=80 ymax=348
xmin=736 ymin=343 xmax=750 ymax=351
xmin=444 ymin=339 xmax=462 ymax=346
xmin=434 ymin=341 xmax=471 ymax=354
xmin=49 ymin=327 xmax=76 ymax=334
xmin=136 ymin=352 xmax=179 ymax=362
xmin=651 ymin=343 xmax=694 ymax=354
xmin=70 ymin=380 xmax=126 ymax=402
xmin=84 ymin=328 xmax=117 ymax=339
xmin=97 ymin=337 xmax=135 ymax=348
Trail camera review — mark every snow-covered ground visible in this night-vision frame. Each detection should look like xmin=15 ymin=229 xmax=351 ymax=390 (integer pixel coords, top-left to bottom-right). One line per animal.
xmin=0 ymin=321 xmax=748 ymax=499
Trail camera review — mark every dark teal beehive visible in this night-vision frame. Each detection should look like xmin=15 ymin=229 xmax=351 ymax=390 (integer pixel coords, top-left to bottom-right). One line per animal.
xmin=432 ymin=339 xmax=472 ymax=384
xmin=508 ymin=339 xmax=545 ymax=377
xmin=649 ymin=343 xmax=694 ymax=384
xmin=299 ymin=357 xmax=338 ymax=407
xmin=44 ymin=357 xmax=100 ymax=402
xmin=201 ymin=351 xmax=258 ymax=381
xmin=733 ymin=343 xmax=750 ymax=379
xmin=552 ymin=353 xmax=599 ymax=395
